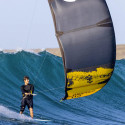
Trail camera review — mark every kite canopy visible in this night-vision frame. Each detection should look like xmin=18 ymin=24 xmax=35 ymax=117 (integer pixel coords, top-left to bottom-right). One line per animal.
xmin=48 ymin=0 xmax=116 ymax=100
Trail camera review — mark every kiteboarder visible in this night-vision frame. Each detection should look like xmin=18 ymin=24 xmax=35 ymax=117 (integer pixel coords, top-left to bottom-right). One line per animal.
xmin=20 ymin=76 xmax=34 ymax=118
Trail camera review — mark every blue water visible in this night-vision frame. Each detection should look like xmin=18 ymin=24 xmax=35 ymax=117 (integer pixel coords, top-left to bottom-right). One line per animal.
xmin=0 ymin=50 xmax=125 ymax=125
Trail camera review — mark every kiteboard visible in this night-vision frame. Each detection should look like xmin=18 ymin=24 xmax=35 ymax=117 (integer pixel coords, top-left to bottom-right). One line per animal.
xmin=33 ymin=118 xmax=50 ymax=122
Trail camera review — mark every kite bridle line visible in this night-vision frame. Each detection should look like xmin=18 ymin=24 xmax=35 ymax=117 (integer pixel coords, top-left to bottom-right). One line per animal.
xmin=20 ymin=0 xmax=38 ymax=73
xmin=25 ymin=0 xmax=38 ymax=50
xmin=20 ymin=0 xmax=64 ymax=95
xmin=20 ymin=0 xmax=40 ymax=83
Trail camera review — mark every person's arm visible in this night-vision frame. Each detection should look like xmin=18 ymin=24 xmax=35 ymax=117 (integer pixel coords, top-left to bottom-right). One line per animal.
xmin=25 ymin=85 xmax=34 ymax=95
xmin=29 ymin=84 xmax=34 ymax=94
xmin=20 ymin=86 xmax=25 ymax=96
xmin=21 ymin=86 xmax=31 ymax=96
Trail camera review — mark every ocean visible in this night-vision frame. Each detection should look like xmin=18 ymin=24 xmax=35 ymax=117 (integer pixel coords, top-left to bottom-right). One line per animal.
xmin=0 ymin=50 xmax=124 ymax=125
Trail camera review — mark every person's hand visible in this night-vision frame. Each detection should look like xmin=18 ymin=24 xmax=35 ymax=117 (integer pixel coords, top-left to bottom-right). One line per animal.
xmin=25 ymin=93 xmax=31 ymax=95
xmin=25 ymin=93 xmax=28 ymax=95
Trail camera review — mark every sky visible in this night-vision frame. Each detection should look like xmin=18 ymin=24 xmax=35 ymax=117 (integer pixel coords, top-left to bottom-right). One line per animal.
xmin=0 ymin=0 xmax=124 ymax=49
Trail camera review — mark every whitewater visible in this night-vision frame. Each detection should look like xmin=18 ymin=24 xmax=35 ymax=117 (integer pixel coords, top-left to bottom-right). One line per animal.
xmin=0 ymin=50 xmax=125 ymax=125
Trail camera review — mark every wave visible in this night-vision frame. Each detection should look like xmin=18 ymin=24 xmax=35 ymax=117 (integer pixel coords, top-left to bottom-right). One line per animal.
xmin=0 ymin=51 xmax=125 ymax=125
xmin=0 ymin=105 xmax=32 ymax=121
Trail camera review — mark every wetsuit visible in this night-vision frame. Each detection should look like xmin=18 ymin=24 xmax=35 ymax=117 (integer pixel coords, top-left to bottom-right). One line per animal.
xmin=20 ymin=84 xmax=34 ymax=113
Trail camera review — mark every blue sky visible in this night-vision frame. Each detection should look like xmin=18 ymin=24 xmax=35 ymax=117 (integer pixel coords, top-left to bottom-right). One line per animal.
xmin=0 ymin=0 xmax=124 ymax=49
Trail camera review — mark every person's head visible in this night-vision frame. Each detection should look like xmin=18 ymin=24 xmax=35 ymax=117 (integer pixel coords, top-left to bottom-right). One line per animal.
xmin=23 ymin=76 xmax=29 ymax=85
